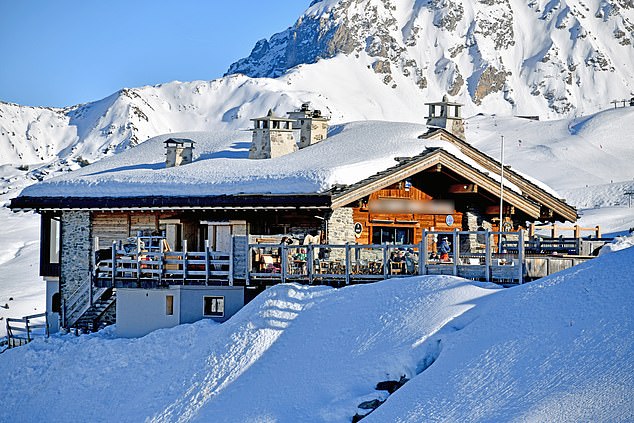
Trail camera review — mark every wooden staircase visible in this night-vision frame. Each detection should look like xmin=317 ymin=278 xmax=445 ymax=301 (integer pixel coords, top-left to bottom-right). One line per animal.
xmin=72 ymin=288 xmax=116 ymax=333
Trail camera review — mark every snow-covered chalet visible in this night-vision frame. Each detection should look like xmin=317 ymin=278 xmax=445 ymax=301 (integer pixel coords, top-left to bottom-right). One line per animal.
xmin=10 ymin=97 xmax=577 ymax=337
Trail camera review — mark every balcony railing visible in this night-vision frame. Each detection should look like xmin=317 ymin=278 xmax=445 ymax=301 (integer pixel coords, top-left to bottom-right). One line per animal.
xmin=94 ymin=240 xmax=233 ymax=288
xmin=246 ymin=230 xmax=527 ymax=285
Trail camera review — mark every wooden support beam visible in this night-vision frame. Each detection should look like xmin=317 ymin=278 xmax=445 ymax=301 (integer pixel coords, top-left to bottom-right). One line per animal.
xmin=448 ymin=183 xmax=478 ymax=194
xmin=485 ymin=205 xmax=515 ymax=215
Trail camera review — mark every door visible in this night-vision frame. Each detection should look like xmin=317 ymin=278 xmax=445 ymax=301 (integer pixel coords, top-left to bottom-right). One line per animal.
xmin=206 ymin=223 xmax=232 ymax=253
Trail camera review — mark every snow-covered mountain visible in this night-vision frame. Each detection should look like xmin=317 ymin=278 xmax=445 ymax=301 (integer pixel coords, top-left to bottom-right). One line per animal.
xmin=2 ymin=0 xmax=634 ymax=200
xmin=228 ymin=0 xmax=634 ymax=116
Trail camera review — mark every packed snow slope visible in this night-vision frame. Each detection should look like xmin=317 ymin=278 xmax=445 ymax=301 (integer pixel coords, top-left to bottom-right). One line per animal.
xmin=1 ymin=245 xmax=633 ymax=422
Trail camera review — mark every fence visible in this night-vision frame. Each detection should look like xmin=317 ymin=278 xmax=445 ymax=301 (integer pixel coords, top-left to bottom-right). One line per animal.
xmin=4 ymin=312 xmax=48 ymax=350
xmin=247 ymin=230 xmax=526 ymax=285
xmin=95 ymin=240 xmax=233 ymax=288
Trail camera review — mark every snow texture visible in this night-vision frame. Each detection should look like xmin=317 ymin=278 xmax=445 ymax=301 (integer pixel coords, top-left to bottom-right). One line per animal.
xmin=1 ymin=247 xmax=633 ymax=422
xmin=18 ymin=121 xmax=527 ymax=199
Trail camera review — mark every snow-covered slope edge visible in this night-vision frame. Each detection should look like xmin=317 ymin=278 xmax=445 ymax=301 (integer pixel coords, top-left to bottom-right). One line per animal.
xmin=368 ymin=244 xmax=634 ymax=422
xmin=1 ymin=245 xmax=633 ymax=422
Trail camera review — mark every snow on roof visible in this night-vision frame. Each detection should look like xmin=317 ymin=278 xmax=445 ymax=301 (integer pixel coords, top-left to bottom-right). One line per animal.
xmin=18 ymin=121 xmax=529 ymax=199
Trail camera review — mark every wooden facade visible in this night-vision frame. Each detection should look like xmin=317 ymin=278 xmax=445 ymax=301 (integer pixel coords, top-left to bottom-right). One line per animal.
xmin=351 ymin=182 xmax=463 ymax=245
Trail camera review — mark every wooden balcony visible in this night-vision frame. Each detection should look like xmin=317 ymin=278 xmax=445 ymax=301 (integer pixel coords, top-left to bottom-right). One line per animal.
xmin=95 ymin=242 xmax=233 ymax=288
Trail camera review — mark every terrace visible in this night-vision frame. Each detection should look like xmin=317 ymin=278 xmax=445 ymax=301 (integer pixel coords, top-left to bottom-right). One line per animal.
xmin=93 ymin=229 xmax=608 ymax=289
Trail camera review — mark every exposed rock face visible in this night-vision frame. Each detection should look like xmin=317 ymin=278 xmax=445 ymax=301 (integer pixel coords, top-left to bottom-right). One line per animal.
xmin=227 ymin=0 xmax=634 ymax=116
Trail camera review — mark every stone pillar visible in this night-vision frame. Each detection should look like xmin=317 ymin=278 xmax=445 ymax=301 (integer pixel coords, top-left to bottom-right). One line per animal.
xmin=327 ymin=208 xmax=356 ymax=245
xmin=60 ymin=210 xmax=93 ymax=322
xmin=462 ymin=210 xmax=492 ymax=253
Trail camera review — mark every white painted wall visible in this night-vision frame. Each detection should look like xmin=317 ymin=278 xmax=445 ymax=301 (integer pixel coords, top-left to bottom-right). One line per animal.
xmin=116 ymin=286 xmax=245 ymax=338
xmin=45 ymin=277 xmax=60 ymax=333
xmin=116 ymin=287 xmax=181 ymax=338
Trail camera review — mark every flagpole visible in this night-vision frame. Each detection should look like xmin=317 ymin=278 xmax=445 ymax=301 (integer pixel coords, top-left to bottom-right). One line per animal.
xmin=499 ymin=134 xmax=504 ymax=253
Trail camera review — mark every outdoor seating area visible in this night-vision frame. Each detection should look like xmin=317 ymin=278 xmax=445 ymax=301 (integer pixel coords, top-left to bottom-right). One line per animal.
xmin=92 ymin=229 xmax=605 ymax=289
xmin=247 ymin=230 xmax=531 ymax=285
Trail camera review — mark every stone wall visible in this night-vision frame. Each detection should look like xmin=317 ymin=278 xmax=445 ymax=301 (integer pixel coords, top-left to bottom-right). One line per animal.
xmin=327 ymin=207 xmax=356 ymax=245
xmin=461 ymin=209 xmax=493 ymax=252
xmin=327 ymin=208 xmax=355 ymax=260
xmin=60 ymin=210 xmax=93 ymax=324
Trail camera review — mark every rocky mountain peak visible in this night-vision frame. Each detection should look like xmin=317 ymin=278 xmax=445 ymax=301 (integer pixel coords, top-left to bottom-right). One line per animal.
xmin=227 ymin=0 xmax=634 ymax=117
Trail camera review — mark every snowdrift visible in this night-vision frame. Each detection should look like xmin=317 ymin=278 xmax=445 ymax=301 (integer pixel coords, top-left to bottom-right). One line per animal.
xmin=1 ymin=244 xmax=633 ymax=422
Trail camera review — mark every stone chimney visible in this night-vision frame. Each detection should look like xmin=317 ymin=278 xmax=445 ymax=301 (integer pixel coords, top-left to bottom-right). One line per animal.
xmin=164 ymin=138 xmax=195 ymax=168
xmin=249 ymin=110 xmax=298 ymax=159
xmin=287 ymin=103 xmax=329 ymax=149
xmin=425 ymin=94 xmax=465 ymax=140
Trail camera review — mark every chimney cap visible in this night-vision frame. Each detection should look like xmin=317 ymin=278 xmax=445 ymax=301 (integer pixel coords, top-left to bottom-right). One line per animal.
xmin=424 ymin=94 xmax=463 ymax=107
xmin=164 ymin=138 xmax=195 ymax=147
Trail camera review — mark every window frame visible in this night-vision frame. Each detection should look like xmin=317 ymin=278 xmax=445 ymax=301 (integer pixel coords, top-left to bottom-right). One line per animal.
xmin=165 ymin=295 xmax=174 ymax=316
xmin=371 ymin=226 xmax=413 ymax=245
xmin=203 ymin=296 xmax=225 ymax=318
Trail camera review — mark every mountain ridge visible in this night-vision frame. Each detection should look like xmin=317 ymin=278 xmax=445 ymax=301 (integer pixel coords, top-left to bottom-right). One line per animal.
xmin=2 ymin=0 xmax=634 ymax=201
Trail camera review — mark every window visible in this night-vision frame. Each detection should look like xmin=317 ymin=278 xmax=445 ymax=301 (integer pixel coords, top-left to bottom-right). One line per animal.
xmin=49 ymin=217 xmax=60 ymax=264
xmin=166 ymin=295 xmax=174 ymax=316
xmin=40 ymin=214 xmax=61 ymax=276
xmin=203 ymin=296 xmax=225 ymax=317
xmin=372 ymin=227 xmax=413 ymax=245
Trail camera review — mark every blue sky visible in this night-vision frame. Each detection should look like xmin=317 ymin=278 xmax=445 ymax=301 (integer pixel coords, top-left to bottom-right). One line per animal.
xmin=0 ymin=0 xmax=309 ymax=108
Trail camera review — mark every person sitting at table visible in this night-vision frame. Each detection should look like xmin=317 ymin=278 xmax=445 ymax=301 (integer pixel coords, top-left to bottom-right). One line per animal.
xmin=303 ymin=230 xmax=322 ymax=262
xmin=404 ymin=251 xmax=416 ymax=274
xmin=293 ymin=248 xmax=307 ymax=261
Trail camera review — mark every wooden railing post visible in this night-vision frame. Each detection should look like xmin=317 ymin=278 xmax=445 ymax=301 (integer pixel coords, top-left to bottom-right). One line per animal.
xmin=182 ymin=240 xmax=188 ymax=283
xmin=345 ymin=243 xmax=351 ymax=285
xmin=518 ymin=229 xmax=524 ymax=284
xmin=485 ymin=230 xmax=491 ymax=282
xmin=245 ymin=242 xmax=251 ymax=287
xmin=111 ymin=242 xmax=117 ymax=287
xmin=136 ymin=237 xmax=142 ymax=284
xmin=452 ymin=229 xmax=458 ymax=276
xmin=204 ymin=240 xmax=210 ymax=286
xmin=229 ymin=236 xmax=234 ymax=286
xmin=419 ymin=232 xmax=427 ymax=276
xmin=383 ymin=245 xmax=389 ymax=279
xmin=308 ymin=245 xmax=314 ymax=285
xmin=159 ymin=238 xmax=164 ymax=285
xmin=281 ymin=242 xmax=287 ymax=284
xmin=25 ymin=318 xmax=31 ymax=343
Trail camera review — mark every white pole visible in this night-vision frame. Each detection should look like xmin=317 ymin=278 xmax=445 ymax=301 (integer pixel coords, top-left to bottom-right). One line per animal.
xmin=499 ymin=135 xmax=505 ymax=253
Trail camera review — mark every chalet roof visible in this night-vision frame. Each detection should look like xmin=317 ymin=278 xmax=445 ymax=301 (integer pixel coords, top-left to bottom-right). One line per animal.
xmin=10 ymin=121 xmax=575 ymax=221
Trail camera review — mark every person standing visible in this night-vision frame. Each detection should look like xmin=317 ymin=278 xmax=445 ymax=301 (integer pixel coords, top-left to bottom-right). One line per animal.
xmin=438 ymin=236 xmax=451 ymax=262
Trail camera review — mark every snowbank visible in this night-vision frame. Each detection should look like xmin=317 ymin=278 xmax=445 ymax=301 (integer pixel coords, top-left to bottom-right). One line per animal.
xmin=598 ymin=232 xmax=634 ymax=256
xmin=18 ymin=121 xmax=524 ymax=199
xmin=368 ymin=247 xmax=634 ymax=422
xmin=2 ymin=246 xmax=634 ymax=422
xmin=0 ymin=277 xmax=497 ymax=422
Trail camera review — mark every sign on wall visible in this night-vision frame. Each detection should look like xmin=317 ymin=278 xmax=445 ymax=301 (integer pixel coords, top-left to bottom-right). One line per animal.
xmin=354 ymin=222 xmax=363 ymax=238
xmin=445 ymin=215 xmax=454 ymax=226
